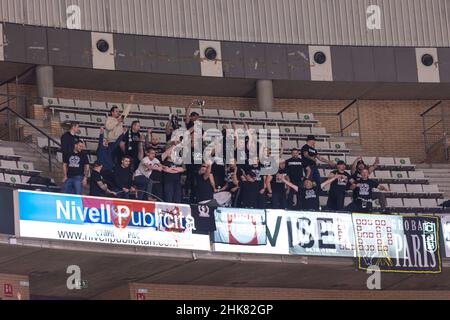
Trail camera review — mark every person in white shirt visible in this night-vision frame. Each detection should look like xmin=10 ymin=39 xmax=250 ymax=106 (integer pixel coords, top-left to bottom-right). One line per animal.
xmin=105 ymin=104 xmax=132 ymax=166
xmin=134 ymin=147 xmax=163 ymax=201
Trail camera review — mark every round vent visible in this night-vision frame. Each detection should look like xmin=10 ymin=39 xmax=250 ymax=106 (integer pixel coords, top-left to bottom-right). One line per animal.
xmin=96 ymin=39 xmax=110 ymax=53
xmin=421 ymin=54 xmax=434 ymax=67
xmin=204 ymin=47 xmax=217 ymax=61
xmin=313 ymin=51 xmax=326 ymax=64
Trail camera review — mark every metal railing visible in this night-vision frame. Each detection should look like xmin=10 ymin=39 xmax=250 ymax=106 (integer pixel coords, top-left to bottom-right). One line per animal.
xmin=420 ymin=100 xmax=450 ymax=160
xmin=314 ymin=99 xmax=361 ymax=144
xmin=0 ymin=104 xmax=61 ymax=172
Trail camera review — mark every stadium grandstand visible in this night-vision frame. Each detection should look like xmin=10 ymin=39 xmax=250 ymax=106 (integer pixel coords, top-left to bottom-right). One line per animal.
xmin=0 ymin=0 xmax=449 ymax=301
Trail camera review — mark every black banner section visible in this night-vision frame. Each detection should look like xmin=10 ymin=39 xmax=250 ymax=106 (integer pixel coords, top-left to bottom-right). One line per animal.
xmin=0 ymin=187 xmax=15 ymax=235
xmin=358 ymin=216 xmax=442 ymax=273
xmin=190 ymin=204 xmax=217 ymax=235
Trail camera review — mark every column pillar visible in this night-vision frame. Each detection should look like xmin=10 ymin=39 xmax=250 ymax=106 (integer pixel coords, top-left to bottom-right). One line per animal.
xmin=256 ymin=79 xmax=274 ymax=112
xmin=36 ymin=65 xmax=54 ymax=98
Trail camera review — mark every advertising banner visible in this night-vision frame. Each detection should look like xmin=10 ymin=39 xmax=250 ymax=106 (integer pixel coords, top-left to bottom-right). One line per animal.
xmin=214 ymin=210 xmax=356 ymax=257
xmin=213 ymin=208 xmax=267 ymax=245
xmin=17 ymin=190 xmax=210 ymax=251
xmin=355 ymin=214 xmax=441 ymax=273
xmin=440 ymin=215 xmax=450 ymax=257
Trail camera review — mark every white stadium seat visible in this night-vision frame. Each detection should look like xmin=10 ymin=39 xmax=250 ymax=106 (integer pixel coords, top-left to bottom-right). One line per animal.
xmin=92 ymin=101 xmax=109 ymax=110
xmin=420 ymin=198 xmax=440 ymax=208
xmin=91 ymin=114 xmax=106 ymax=125
xmin=152 ymin=133 xmax=167 ymax=143
xmin=389 ymin=184 xmax=406 ymax=193
xmin=282 ymin=112 xmax=299 ymax=120
xmin=386 ymin=198 xmax=404 ymax=208
xmin=235 ymin=110 xmax=251 ymax=119
xmin=295 ymin=127 xmax=311 ymax=135
xmin=408 ymin=171 xmax=425 ymax=179
xmin=379 ymin=157 xmax=395 ymax=166
xmin=85 ymin=141 xmax=98 ymax=151
xmin=139 ymin=119 xmax=155 ymax=128
xmin=315 ymin=141 xmax=330 ymax=150
xmin=74 ymin=99 xmax=91 ymax=109
xmin=374 ymin=171 xmax=392 ymax=179
xmin=0 ymin=160 xmax=17 ymax=169
xmin=422 ymin=184 xmax=440 ymax=194
xmin=283 ymin=140 xmax=298 ymax=149
xmin=251 ymin=111 xmax=267 ymax=120
xmin=403 ymin=198 xmax=421 ymax=208
xmin=4 ymin=174 xmax=21 ymax=185
xmin=75 ymin=114 xmax=92 ymax=123
xmin=58 ymin=98 xmax=75 ymax=108
xmin=75 ymin=128 xmax=87 ymax=137
xmin=203 ymin=109 xmax=219 ymax=117
xmin=362 ymin=156 xmax=376 ymax=165
xmin=218 ymin=110 xmax=235 ymax=118
xmin=311 ymin=127 xmax=326 ymax=135
xmin=299 ymin=113 xmax=314 ymax=121
xmin=395 ymin=157 xmax=411 ymax=166
xmin=330 ymin=141 xmax=346 ymax=151
xmin=266 ymin=112 xmax=283 ymax=120
xmin=154 ymin=106 xmax=171 ymax=114
xmin=0 ymin=147 xmax=17 ymax=157
xmin=17 ymin=161 xmax=34 ymax=171
xmin=406 ymin=184 xmax=423 ymax=194
xmin=171 ymin=106 xmax=185 ymax=116
xmin=43 ymin=97 xmax=57 ymax=107
xmin=0 ymin=173 xmax=4 ymax=182
xmin=86 ymin=128 xmax=100 ymax=138
xmin=139 ymin=105 xmax=155 ymax=114
xmin=392 ymin=171 xmax=408 ymax=180
xmin=280 ymin=126 xmax=296 ymax=135
xmin=59 ymin=112 xmax=75 ymax=122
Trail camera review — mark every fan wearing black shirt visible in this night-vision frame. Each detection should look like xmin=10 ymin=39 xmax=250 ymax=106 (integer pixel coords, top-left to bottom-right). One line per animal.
xmin=285 ymin=148 xmax=310 ymax=209
xmin=62 ymin=139 xmax=89 ymax=195
xmin=266 ymin=160 xmax=288 ymax=209
xmin=161 ymin=144 xmax=185 ymax=203
xmin=120 ymin=120 xmax=144 ymax=172
xmin=61 ymin=121 xmax=80 ymax=163
xmin=301 ymin=135 xmax=336 ymax=191
xmin=280 ymin=174 xmax=340 ymax=211
xmin=196 ymin=162 xmax=216 ymax=203
xmin=238 ymin=168 xmax=259 ymax=209
xmin=326 ymin=160 xmax=352 ymax=211
xmin=246 ymin=159 xmax=267 ymax=209
xmin=113 ymin=155 xmax=136 ymax=199
xmin=145 ymin=128 xmax=164 ymax=158
xmin=347 ymin=168 xmax=389 ymax=213
xmin=90 ymin=162 xmax=116 ymax=197
xmin=351 ymin=156 xmax=379 ymax=181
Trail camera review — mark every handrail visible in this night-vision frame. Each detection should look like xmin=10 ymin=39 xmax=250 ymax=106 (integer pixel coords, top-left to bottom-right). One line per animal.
xmin=337 ymin=99 xmax=357 ymax=116
xmin=422 ymin=119 xmax=442 ymax=135
xmin=420 ymin=100 xmax=442 ymax=117
xmin=0 ymin=66 xmax=36 ymax=87
xmin=0 ymin=106 xmax=61 ymax=147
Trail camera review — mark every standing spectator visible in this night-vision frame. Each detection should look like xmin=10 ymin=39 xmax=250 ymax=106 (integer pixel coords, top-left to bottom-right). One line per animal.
xmin=162 ymin=144 xmax=185 ymax=203
xmin=113 ymin=155 xmax=135 ymax=199
xmin=61 ymin=121 xmax=80 ymax=163
xmin=105 ymin=105 xmax=131 ymax=165
xmin=62 ymin=139 xmax=89 ymax=195
xmin=301 ymin=135 xmax=336 ymax=191
xmin=184 ymin=100 xmax=202 ymax=130
xmin=97 ymin=126 xmax=126 ymax=186
xmin=238 ymin=168 xmax=259 ymax=209
xmin=89 ymin=161 xmax=116 ymax=197
xmin=347 ymin=168 xmax=389 ymax=213
xmin=351 ymin=156 xmax=379 ymax=180
xmin=134 ymin=147 xmax=163 ymax=201
xmin=245 ymin=158 xmax=267 ymax=209
xmin=196 ymin=162 xmax=215 ymax=203
xmin=145 ymin=128 xmax=164 ymax=158
xmin=280 ymin=175 xmax=340 ymax=211
xmin=266 ymin=160 xmax=288 ymax=209
xmin=285 ymin=148 xmax=309 ymax=209
xmin=326 ymin=160 xmax=352 ymax=211
xmin=120 ymin=120 xmax=143 ymax=171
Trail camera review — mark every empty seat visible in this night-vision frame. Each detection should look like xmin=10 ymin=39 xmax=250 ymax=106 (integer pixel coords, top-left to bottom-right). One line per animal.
xmin=362 ymin=156 xmax=376 ymax=165
xmin=128 ymin=104 xmax=140 ymax=113
xmin=392 ymin=171 xmax=408 ymax=180
xmin=203 ymin=109 xmax=219 ymax=117
xmin=283 ymin=140 xmax=298 ymax=149
xmin=123 ymin=117 xmax=138 ymax=126
xmin=319 ymin=196 xmax=328 ymax=206
xmin=154 ymin=106 xmax=172 ymax=114
xmin=422 ymin=184 xmax=440 ymax=194
xmin=329 ymin=141 xmax=346 ymax=150
xmin=374 ymin=171 xmax=392 ymax=179
xmin=311 ymin=127 xmax=326 ymax=135
xmin=85 ymin=141 xmax=97 ymax=151
xmin=139 ymin=105 xmax=155 ymax=114
xmin=420 ymin=198 xmax=440 ymax=208
xmin=59 ymin=112 xmax=75 ymax=122
xmin=37 ymin=137 xmax=57 ymax=149
xmin=330 ymin=155 xmax=345 ymax=164
xmin=75 ymin=114 xmax=92 ymax=123
xmin=171 ymin=106 xmax=186 ymax=116
xmin=282 ymin=112 xmax=299 ymax=120
xmin=249 ymin=124 xmax=264 ymax=130
xmin=386 ymin=198 xmax=404 ymax=208
xmin=20 ymin=175 xmax=33 ymax=184
xmin=266 ymin=112 xmax=283 ymax=120
xmin=406 ymin=184 xmax=423 ymax=194
xmin=0 ymin=173 xmax=4 ymax=182
xmin=395 ymin=157 xmax=411 ymax=166
xmin=218 ymin=110 xmax=235 ymax=118
xmin=251 ymin=111 xmax=267 ymax=120
xmin=403 ymin=198 xmax=421 ymax=208
xmin=58 ymin=98 xmax=75 ymax=108
xmin=4 ymin=174 xmax=21 ymax=185
xmin=75 ymin=128 xmax=87 ymax=137
xmin=378 ymin=157 xmax=395 ymax=166
xmin=203 ymin=122 xmax=218 ymax=130
xmin=139 ymin=119 xmax=155 ymax=128
xmin=86 ymin=128 xmax=100 ymax=138
xmin=299 ymin=113 xmax=314 ymax=121
xmin=91 ymin=114 xmax=106 ymax=125
xmin=17 ymin=161 xmax=34 ymax=171
xmin=389 ymin=184 xmax=407 ymax=193
xmin=92 ymin=101 xmax=108 ymax=110
xmin=235 ymin=110 xmax=251 ymax=119
xmin=152 ymin=133 xmax=167 ymax=143
xmin=74 ymin=99 xmax=91 ymax=109
xmin=345 ymin=156 xmax=358 ymax=165
xmin=280 ymin=126 xmax=296 ymax=134
xmin=408 ymin=171 xmax=425 ymax=179
xmin=295 ymin=127 xmax=311 ymax=135
xmin=0 ymin=160 xmax=17 ymax=169
xmin=315 ymin=141 xmax=330 ymax=150
xmin=0 ymin=147 xmax=17 ymax=157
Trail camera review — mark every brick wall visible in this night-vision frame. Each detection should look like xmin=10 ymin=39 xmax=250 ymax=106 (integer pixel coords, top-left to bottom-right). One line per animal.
xmin=128 ymin=283 xmax=450 ymax=300
xmin=12 ymin=84 xmax=450 ymax=163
